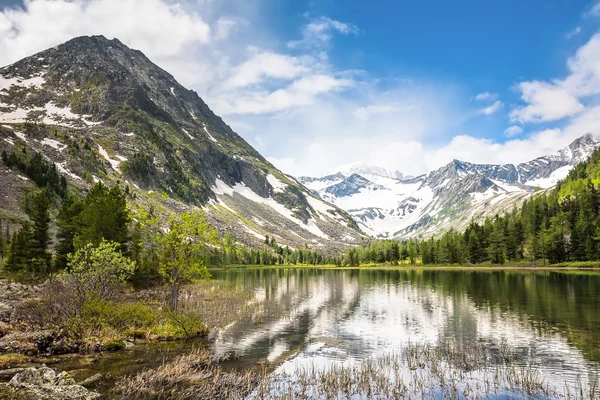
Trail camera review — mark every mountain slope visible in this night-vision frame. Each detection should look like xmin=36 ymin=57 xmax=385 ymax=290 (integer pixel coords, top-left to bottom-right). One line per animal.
xmin=0 ymin=35 xmax=363 ymax=249
xmin=301 ymin=134 xmax=600 ymax=239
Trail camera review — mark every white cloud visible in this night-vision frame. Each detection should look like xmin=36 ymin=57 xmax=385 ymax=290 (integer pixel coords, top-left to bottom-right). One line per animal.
xmin=510 ymin=81 xmax=584 ymax=123
xmin=223 ymin=52 xmax=310 ymax=89
xmin=479 ymin=100 xmax=503 ymax=115
xmin=511 ymin=33 xmax=600 ymax=123
xmin=0 ymin=0 xmax=211 ymax=65
xmin=273 ymin=104 xmax=600 ymax=178
xmin=474 ymin=92 xmax=497 ymax=101
xmin=353 ymin=104 xmax=413 ymax=120
xmin=567 ymin=26 xmax=582 ymax=39
xmin=503 ymin=125 xmax=523 ymax=137
xmin=214 ymin=17 xmax=246 ymax=40
xmin=587 ymin=1 xmax=600 ymax=16
xmin=215 ymin=74 xmax=354 ymax=115
xmin=287 ymin=16 xmax=358 ymax=49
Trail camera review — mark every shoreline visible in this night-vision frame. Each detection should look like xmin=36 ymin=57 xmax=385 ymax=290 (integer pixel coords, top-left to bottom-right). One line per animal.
xmin=210 ymin=263 xmax=600 ymax=272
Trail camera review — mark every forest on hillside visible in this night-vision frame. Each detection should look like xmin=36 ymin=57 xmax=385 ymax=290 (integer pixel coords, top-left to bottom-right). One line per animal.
xmin=2 ymin=145 xmax=600 ymax=279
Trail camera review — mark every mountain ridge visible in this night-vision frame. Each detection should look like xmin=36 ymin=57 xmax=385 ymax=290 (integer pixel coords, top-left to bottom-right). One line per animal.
xmin=300 ymin=133 xmax=600 ymax=239
xmin=0 ymin=35 xmax=364 ymax=250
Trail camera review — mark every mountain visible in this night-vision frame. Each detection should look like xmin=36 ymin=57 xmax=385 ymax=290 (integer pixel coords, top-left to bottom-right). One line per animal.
xmin=301 ymin=134 xmax=600 ymax=239
xmin=0 ymin=36 xmax=363 ymax=249
xmin=336 ymin=163 xmax=410 ymax=181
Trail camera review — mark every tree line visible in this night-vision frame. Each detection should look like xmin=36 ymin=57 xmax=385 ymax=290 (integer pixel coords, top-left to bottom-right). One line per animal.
xmin=3 ymin=143 xmax=600 ymax=283
xmin=351 ymin=146 xmax=600 ymax=266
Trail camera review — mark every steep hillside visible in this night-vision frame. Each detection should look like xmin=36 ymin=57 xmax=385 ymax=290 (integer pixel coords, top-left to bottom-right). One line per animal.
xmin=300 ymin=134 xmax=600 ymax=239
xmin=0 ymin=36 xmax=363 ymax=249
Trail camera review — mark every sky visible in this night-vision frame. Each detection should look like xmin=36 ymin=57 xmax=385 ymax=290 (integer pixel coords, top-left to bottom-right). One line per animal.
xmin=1 ymin=0 xmax=600 ymax=177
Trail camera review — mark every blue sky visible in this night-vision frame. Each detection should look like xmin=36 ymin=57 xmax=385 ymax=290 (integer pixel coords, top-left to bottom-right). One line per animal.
xmin=1 ymin=0 xmax=600 ymax=176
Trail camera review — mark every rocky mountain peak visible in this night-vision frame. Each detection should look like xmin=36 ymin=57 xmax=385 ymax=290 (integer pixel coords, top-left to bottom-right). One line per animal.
xmin=1 ymin=36 xmax=363 ymax=249
xmin=337 ymin=163 xmax=408 ymax=180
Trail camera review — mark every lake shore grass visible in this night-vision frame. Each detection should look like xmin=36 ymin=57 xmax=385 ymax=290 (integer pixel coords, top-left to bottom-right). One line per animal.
xmin=0 ymin=280 xmax=263 ymax=373
xmin=112 ymin=340 xmax=599 ymax=400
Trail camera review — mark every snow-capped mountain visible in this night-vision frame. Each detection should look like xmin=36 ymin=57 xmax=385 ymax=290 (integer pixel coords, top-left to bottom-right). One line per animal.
xmin=0 ymin=36 xmax=363 ymax=250
xmin=335 ymin=163 xmax=411 ymax=181
xmin=299 ymin=134 xmax=600 ymax=239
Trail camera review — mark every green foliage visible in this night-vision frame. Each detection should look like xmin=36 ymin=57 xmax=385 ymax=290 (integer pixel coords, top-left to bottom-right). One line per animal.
xmin=74 ymin=182 xmax=131 ymax=252
xmin=122 ymin=152 xmax=157 ymax=187
xmin=55 ymin=194 xmax=84 ymax=270
xmin=66 ymin=240 xmax=135 ymax=302
xmin=1 ymin=148 xmax=67 ymax=198
xmin=158 ymin=212 xmax=214 ymax=311
xmin=5 ymin=190 xmax=52 ymax=277
xmin=64 ymin=298 xmax=156 ymax=337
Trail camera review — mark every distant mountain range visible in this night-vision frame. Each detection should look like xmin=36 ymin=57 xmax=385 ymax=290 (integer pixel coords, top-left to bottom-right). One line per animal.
xmin=298 ymin=134 xmax=600 ymax=239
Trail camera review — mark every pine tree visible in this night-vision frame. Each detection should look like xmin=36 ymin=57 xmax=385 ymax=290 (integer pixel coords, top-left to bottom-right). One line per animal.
xmin=75 ymin=183 xmax=131 ymax=252
xmin=5 ymin=224 xmax=33 ymax=272
xmin=55 ymin=195 xmax=84 ymax=270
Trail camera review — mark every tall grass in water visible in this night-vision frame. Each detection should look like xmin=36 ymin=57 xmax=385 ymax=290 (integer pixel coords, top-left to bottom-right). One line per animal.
xmin=114 ymin=340 xmax=600 ymax=399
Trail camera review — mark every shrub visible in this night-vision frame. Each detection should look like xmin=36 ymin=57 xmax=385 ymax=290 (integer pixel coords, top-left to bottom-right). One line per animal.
xmin=66 ymin=240 xmax=135 ymax=303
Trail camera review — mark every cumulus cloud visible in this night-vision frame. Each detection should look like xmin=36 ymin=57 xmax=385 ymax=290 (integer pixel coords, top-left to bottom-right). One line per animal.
xmin=215 ymin=74 xmax=354 ymax=115
xmin=503 ymin=125 xmax=523 ymax=137
xmin=0 ymin=0 xmax=211 ymax=64
xmin=510 ymin=81 xmax=584 ymax=122
xmin=271 ymin=105 xmax=600 ymax=177
xmin=510 ymin=33 xmax=600 ymax=123
xmin=479 ymin=100 xmax=503 ymax=115
xmin=223 ymin=52 xmax=310 ymax=89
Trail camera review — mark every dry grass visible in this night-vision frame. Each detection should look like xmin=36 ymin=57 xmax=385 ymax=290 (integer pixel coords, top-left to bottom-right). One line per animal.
xmin=249 ymin=342 xmax=597 ymax=399
xmin=112 ymin=348 xmax=263 ymax=400
xmin=111 ymin=341 xmax=600 ymax=399
xmin=0 ymin=353 xmax=29 ymax=370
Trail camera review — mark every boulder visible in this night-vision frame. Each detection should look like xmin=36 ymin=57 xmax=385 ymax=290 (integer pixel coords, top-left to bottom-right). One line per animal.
xmin=7 ymin=366 xmax=101 ymax=399
xmin=78 ymin=373 xmax=103 ymax=387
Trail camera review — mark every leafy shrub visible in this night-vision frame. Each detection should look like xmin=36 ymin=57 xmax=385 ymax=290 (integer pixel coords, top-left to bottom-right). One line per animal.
xmin=66 ymin=240 xmax=135 ymax=302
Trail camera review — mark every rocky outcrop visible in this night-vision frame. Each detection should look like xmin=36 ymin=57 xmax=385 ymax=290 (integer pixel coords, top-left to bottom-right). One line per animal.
xmin=0 ymin=281 xmax=40 ymax=323
xmin=4 ymin=366 xmax=100 ymax=399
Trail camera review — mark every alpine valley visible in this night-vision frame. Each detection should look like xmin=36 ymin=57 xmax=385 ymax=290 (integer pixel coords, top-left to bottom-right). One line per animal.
xmin=0 ymin=36 xmax=362 ymax=250
xmin=1 ymin=36 xmax=599 ymax=248
xmin=299 ymin=134 xmax=600 ymax=239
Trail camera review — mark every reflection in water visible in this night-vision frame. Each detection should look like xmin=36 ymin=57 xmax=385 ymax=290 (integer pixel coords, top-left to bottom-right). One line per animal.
xmin=212 ymin=268 xmax=600 ymax=392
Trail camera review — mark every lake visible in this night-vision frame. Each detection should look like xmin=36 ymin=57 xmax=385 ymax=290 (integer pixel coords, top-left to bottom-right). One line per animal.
xmin=211 ymin=268 xmax=600 ymax=398
xmin=43 ymin=267 xmax=600 ymax=398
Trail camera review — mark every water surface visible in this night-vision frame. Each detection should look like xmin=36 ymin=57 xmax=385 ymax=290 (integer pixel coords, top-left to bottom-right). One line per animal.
xmin=211 ymin=268 xmax=600 ymax=392
xmin=34 ymin=268 xmax=600 ymax=397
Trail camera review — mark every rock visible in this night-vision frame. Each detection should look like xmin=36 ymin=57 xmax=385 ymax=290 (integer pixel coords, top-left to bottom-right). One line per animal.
xmin=0 ymin=367 xmax=25 ymax=379
xmin=8 ymin=366 xmax=101 ymax=399
xmin=207 ymin=327 xmax=219 ymax=342
xmin=0 ymin=330 xmax=54 ymax=355
xmin=78 ymin=373 xmax=103 ymax=387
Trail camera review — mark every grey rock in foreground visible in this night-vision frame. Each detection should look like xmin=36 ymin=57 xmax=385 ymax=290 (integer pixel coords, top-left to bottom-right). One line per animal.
xmin=7 ymin=366 xmax=100 ymax=399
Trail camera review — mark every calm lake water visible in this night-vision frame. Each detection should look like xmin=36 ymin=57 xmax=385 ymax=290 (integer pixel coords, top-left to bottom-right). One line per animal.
xmin=41 ymin=268 xmax=600 ymax=398
xmin=210 ymin=268 xmax=600 ymax=396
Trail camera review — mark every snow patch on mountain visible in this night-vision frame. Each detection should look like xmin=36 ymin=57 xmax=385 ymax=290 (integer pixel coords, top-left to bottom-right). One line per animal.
xmin=299 ymin=134 xmax=600 ymax=239
xmin=212 ymin=179 xmax=329 ymax=239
